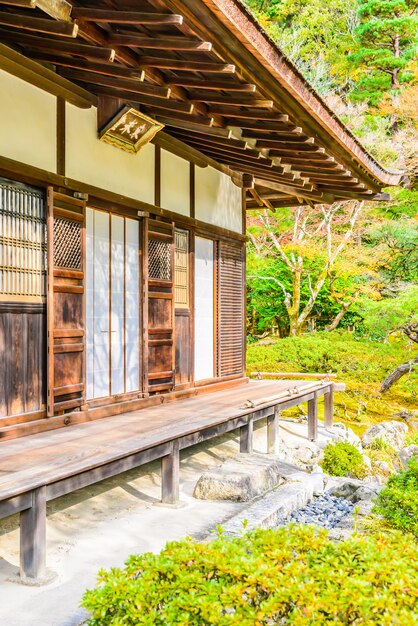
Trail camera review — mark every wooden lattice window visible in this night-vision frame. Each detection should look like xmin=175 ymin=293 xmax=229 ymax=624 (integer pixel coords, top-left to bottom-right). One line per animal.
xmin=53 ymin=216 xmax=82 ymax=270
xmin=174 ymin=229 xmax=189 ymax=307
xmin=0 ymin=178 xmax=46 ymax=301
xmin=148 ymin=238 xmax=171 ymax=281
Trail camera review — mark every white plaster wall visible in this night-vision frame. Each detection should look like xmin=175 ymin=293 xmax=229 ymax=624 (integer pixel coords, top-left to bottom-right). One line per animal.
xmin=0 ymin=69 xmax=56 ymax=172
xmin=160 ymin=149 xmax=190 ymax=216
xmin=195 ymin=166 xmax=242 ymax=233
xmin=66 ymin=104 xmax=155 ymax=205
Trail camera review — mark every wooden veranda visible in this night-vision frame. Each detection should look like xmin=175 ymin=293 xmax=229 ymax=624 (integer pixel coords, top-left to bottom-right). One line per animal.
xmin=0 ymin=378 xmax=334 ymax=581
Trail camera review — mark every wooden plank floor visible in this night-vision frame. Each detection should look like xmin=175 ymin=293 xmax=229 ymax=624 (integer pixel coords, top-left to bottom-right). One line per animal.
xmin=0 ymin=380 xmax=325 ymax=502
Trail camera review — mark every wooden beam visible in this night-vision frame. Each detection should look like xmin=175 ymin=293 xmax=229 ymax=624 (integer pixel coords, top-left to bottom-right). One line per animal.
xmin=154 ymin=131 xmax=209 ymax=168
xmin=0 ymin=42 xmax=96 ymax=108
xmin=227 ymin=119 xmax=299 ymax=132
xmin=254 ymin=177 xmax=333 ymax=203
xmin=32 ymin=54 xmax=147 ymax=80
xmin=58 ymin=68 xmax=175 ymax=98
xmin=191 ymin=93 xmax=273 ymax=107
xmin=0 ymin=0 xmax=35 ymax=6
xmin=72 ymin=9 xmax=184 ymax=25
xmin=108 ymin=33 xmax=212 ymax=52
xmin=268 ymin=150 xmax=332 ymax=161
xmin=142 ymin=107 xmax=214 ymax=126
xmin=0 ymin=10 xmax=78 ymax=36
xmin=170 ymin=128 xmax=248 ymax=147
xmin=36 ymin=0 xmax=72 ymax=22
xmin=138 ymin=57 xmax=236 ymax=73
xmin=208 ymin=105 xmax=288 ymax=120
xmin=160 ymin=118 xmax=238 ymax=137
xmin=168 ymin=78 xmax=256 ymax=91
xmin=249 ymin=186 xmax=273 ymax=210
xmin=90 ymin=85 xmax=194 ymax=113
xmin=249 ymin=134 xmax=314 ymax=146
xmin=0 ymin=29 xmax=116 ymax=60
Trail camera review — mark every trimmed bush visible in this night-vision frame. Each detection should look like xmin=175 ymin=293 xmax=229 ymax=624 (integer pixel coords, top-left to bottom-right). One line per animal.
xmin=82 ymin=525 xmax=418 ymax=625
xmin=374 ymin=456 xmax=418 ymax=538
xmin=321 ymin=441 xmax=366 ymax=478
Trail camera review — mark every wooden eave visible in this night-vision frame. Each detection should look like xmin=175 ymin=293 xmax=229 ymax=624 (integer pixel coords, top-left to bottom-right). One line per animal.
xmin=0 ymin=0 xmax=404 ymax=209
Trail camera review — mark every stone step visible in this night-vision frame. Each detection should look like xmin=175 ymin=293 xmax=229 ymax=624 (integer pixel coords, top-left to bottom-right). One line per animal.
xmin=220 ymin=463 xmax=324 ymax=536
xmin=194 ymin=453 xmax=286 ymax=502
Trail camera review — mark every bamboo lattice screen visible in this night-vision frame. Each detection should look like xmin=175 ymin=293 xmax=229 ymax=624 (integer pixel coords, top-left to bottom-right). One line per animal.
xmin=0 ymin=179 xmax=46 ymax=301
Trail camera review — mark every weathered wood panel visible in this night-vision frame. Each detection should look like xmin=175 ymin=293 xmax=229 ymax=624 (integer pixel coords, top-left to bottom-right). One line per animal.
xmin=47 ymin=189 xmax=86 ymax=415
xmin=146 ymin=218 xmax=175 ymax=392
xmin=217 ymin=241 xmax=245 ymax=377
xmin=0 ymin=303 xmax=46 ymax=417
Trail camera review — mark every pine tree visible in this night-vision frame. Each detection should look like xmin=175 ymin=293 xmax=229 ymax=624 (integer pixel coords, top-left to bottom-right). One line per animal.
xmin=350 ymin=0 xmax=418 ymax=105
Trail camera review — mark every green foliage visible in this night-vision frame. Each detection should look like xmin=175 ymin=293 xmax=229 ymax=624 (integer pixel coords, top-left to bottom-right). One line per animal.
xmin=82 ymin=525 xmax=418 ymax=625
xmin=405 ymin=431 xmax=418 ymax=446
xmin=247 ymin=331 xmax=418 ymax=429
xmin=322 ymin=441 xmax=366 ymax=477
xmin=358 ymin=285 xmax=418 ymax=341
xmin=368 ymin=436 xmax=396 ymax=454
xmin=349 ymin=0 xmax=418 ymax=104
xmin=374 ymin=456 xmax=418 ymax=537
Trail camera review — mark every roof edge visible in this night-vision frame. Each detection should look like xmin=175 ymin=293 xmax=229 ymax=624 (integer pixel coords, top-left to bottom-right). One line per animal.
xmin=204 ymin=0 xmax=403 ymax=188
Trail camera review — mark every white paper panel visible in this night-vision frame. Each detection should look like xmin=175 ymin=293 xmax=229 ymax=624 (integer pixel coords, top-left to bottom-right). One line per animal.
xmin=85 ymin=208 xmax=94 ymax=400
xmin=194 ymin=236 xmax=214 ymax=381
xmin=93 ymin=210 xmax=110 ymax=398
xmin=111 ymin=215 xmax=125 ymax=395
xmin=125 ymin=219 xmax=140 ymax=392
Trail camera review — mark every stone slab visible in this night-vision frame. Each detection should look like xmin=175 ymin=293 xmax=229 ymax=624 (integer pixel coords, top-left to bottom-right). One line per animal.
xmin=194 ymin=453 xmax=285 ymax=502
xmin=220 ymin=462 xmax=324 ymax=535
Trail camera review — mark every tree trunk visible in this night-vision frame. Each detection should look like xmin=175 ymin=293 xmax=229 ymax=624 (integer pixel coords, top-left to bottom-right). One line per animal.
xmin=380 ymin=356 xmax=418 ymax=393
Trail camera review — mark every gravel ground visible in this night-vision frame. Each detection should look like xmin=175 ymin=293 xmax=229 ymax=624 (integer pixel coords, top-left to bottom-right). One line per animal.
xmin=286 ymin=493 xmax=355 ymax=529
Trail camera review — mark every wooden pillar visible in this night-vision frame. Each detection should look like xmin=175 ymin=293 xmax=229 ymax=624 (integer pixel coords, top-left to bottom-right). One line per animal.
xmin=161 ymin=440 xmax=180 ymax=505
xmin=308 ymin=393 xmax=318 ymax=442
xmin=240 ymin=418 xmax=253 ymax=453
xmin=267 ymin=406 xmax=280 ymax=454
xmin=20 ymin=486 xmax=46 ymax=580
xmin=324 ymin=386 xmax=334 ymax=428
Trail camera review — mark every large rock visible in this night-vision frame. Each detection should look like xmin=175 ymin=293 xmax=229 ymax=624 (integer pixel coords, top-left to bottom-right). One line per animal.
xmin=278 ymin=440 xmax=322 ymax=469
xmin=399 ymin=445 xmax=418 ymax=469
xmin=361 ymin=421 xmax=408 ymax=451
xmin=329 ymin=479 xmax=381 ymax=502
xmin=327 ymin=423 xmax=362 ymax=450
xmin=193 ymin=454 xmax=285 ymax=502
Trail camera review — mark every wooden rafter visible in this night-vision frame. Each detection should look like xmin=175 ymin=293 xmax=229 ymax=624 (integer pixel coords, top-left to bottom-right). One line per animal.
xmin=0 ymin=30 xmax=116 ymax=60
xmin=72 ymin=9 xmax=184 ymax=25
xmin=0 ymin=41 xmax=96 ymax=107
xmin=90 ymin=85 xmax=194 ymax=113
xmin=0 ymin=10 xmax=77 ymax=35
xmin=108 ymin=33 xmax=212 ymax=52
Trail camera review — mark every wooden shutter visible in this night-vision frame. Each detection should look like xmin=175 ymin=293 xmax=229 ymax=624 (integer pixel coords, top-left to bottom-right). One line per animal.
xmin=217 ymin=241 xmax=245 ymax=378
xmin=47 ymin=188 xmax=85 ymax=416
xmin=145 ymin=218 xmax=175 ymax=393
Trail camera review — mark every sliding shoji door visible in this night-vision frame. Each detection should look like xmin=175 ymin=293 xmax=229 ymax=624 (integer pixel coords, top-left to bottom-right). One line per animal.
xmin=86 ymin=208 xmax=140 ymax=401
xmin=194 ymin=236 xmax=214 ymax=381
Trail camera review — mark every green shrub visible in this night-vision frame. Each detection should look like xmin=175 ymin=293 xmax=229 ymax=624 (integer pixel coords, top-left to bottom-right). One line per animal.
xmin=321 ymin=441 xmax=366 ymax=478
xmin=405 ymin=431 xmax=418 ymax=446
xmin=374 ymin=456 xmax=418 ymax=538
xmin=82 ymin=525 xmax=418 ymax=625
xmin=368 ymin=437 xmax=396 ymax=455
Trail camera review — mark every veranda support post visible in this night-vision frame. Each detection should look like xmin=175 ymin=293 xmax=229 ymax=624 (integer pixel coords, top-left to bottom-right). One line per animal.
xmin=20 ymin=486 xmax=46 ymax=580
xmin=324 ymin=387 xmax=334 ymax=428
xmin=267 ymin=406 xmax=280 ymax=454
xmin=161 ymin=440 xmax=180 ymax=505
xmin=240 ymin=417 xmax=254 ymax=453
xmin=308 ymin=393 xmax=318 ymax=441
